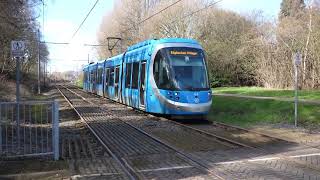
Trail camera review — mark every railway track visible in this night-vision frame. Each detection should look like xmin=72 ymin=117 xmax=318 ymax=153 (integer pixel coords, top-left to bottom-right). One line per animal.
xmin=57 ymin=85 xmax=227 ymax=179
xmin=64 ymin=86 xmax=256 ymax=151
xmin=69 ymin=85 xmax=292 ymax=151
xmin=173 ymin=120 xmax=295 ymax=151
xmin=59 ymin=85 xmax=320 ymax=179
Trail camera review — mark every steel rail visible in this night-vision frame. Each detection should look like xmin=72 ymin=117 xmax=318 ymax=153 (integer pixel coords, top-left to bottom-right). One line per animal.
xmin=189 ymin=121 xmax=320 ymax=172
xmin=162 ymin=118 xmax=255 ymax=149
xmin=68 ymin=85 xmax=255 ymax=148
xmin=62 ymin=85 xmax=225 ymax=180
xmin=67 ymin=85 xmax=289 ymax=149
xmin=56 ymin=86 xmax=138 ymax=180
xmin=69 ymin=85 xmax=320 ymax=173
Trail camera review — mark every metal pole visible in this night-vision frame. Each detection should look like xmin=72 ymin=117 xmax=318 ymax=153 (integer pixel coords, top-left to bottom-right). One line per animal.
xmin=0 ymin=104 xmax=2 ymax=154
xmin=52 ymin=101 xmax=59 ymax=160
xmin=16 ymin=58 xmax=20 ymax=103
xmin=38 ymin=29 xmax=41 ymax=94
xmin=43 ymin=62 xmax=46 ymax=87
xmin=16 ymin=57 xmax=21 ymax=149
xmin=120 ymin=34 xmax=123 ymax=53
xmin=294 ymin=63 xmax=298 ymax=127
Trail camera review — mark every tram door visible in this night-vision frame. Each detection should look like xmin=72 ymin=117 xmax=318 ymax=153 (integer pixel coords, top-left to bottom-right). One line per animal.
xmin=139 ymin=62 xmax=146 ymax=107
xmin=115 ymin=66 xmax=120 ymax=99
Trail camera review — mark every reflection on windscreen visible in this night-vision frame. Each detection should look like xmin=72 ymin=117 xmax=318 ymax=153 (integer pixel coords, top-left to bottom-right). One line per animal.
xmin=153 ymin=47 xmax=209 ymax=91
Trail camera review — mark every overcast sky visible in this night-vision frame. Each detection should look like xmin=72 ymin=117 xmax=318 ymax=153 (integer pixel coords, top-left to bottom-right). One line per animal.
xmin=42 ymin=0 xmax=281 ymax=72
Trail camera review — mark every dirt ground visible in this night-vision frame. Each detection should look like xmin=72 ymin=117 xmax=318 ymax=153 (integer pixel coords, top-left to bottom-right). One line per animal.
xmin=253 ymin=124 xmax=320 ymax=148
xmin=0 ymin=79 xmax=32 ymax=101
xmin=0 ymin=83 xmax=71 ymax=179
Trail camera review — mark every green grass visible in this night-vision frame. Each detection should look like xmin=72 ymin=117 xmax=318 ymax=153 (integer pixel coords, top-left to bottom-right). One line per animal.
xmin=75 ymin=78 xmax=83 ymax=88
xmin=208 ymin=96 xmax=320 ymax=128
xmin=213 ymin=86 xmax=320 ymax=101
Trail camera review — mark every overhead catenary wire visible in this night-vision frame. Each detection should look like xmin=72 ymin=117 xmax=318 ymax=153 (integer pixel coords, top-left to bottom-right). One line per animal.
xmin=46 ymin=0 xmax=224 ymax=63
xmin=121 ymin=0 xmax=184 ymax=34
xmin=147 ymin=0 xmax=223 ymax=37
xmin=69 ymin=0 xmax=100 ymax=41
xmin=41 ymin=41 xmax=70 ymax=45
xmin=169 ymin=0 xmax=223 ymax=24
xmin=83 ymin=43 xmax=108 ymax=46
xmin=44 ymin=1 xmax=220 ymax=46
xmin=40 ymin=41 xmax=109 ymax=47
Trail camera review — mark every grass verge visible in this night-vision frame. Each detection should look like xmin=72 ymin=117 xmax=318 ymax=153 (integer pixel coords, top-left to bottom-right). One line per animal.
xmin=208 ymin=96 xmax=320 ymax=128
xmin=213 ymin=86 xmax=320 ymax=101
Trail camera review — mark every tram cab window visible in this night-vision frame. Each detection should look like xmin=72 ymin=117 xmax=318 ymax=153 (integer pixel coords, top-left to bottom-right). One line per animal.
xmin=153 ymin=48 xmax=209 ymax=91
xmin=153 ymin=51 xmax=171 ymax=89
xmin=131 ymin=62 xmax=139 ymax=89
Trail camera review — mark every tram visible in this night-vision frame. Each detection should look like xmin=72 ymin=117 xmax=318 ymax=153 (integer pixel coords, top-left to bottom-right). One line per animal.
xmin=83 ymin=38 xmax=212 ymax=116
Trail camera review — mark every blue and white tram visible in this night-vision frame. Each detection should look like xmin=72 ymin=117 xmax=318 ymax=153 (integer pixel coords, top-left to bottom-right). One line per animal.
xmin=83 ymin=38 xmax=212 ymax=116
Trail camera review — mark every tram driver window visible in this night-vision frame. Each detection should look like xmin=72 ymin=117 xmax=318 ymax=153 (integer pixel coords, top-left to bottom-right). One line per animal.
xmin=153 ymin=51 xmax=170 ymax=89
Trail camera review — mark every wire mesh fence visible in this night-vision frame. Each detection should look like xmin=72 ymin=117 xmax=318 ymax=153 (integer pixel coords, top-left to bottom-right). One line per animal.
xmin=0 ymin=101 xmax=59 ymax=160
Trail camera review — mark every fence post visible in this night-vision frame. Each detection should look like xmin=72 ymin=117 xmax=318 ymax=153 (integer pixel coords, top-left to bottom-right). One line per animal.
xmin=52 ymin=101 xmax=59 ymax=160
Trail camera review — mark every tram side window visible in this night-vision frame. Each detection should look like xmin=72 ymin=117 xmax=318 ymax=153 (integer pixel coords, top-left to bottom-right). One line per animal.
xmin=125 ymin=63 xmax=132 ymax=88
xmin=86 ymin=72 xmax=89 ymax=82
xmin=94 ymin=70 xmax=96 ymax=83
xmin=115 ymin=66 xmax=120 ymax=84
xmin=90 ymin=70 xmax=94 ymax=83
xmin=105 ymin=68 xmax=110 ymax=87
xmin=97 ymin=68 xmax=103 ymax=84
xmin=131 ymin=62 xmax=139 ymax=89
xmin=109 ymin=68 xmax=114 ymax=86
xmin=153 ymin=51 xmax=171 ymax=89
xmin=87 ymin=72 xmax=89 ymax=82
xmin=93 ymin=70 xmax=97 ymax=83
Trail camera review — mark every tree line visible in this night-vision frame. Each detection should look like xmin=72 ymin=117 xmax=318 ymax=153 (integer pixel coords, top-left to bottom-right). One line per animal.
xmin=97 ymin=0 xmax=320 ymax=89
xmin=0 ymin=0 xmax=48 ymax=86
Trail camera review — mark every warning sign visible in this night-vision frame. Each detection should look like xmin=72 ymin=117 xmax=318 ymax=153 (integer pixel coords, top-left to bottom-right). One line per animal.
xmin=11 ymin=41 xmax=25 ymax=58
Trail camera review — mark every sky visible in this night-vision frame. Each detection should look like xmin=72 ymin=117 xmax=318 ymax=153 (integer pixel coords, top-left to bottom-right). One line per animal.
xmin=42 ymin=0 xmax=281 ymax=72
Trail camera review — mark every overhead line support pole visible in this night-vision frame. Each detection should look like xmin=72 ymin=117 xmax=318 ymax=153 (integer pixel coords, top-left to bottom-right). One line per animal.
xmin=16 ymin=57 xmax=21 ymax=149
xmin=293 ymin=52 xmax=301 ymax=127
xmin=38 ymin=29 xmax=41 ymax=94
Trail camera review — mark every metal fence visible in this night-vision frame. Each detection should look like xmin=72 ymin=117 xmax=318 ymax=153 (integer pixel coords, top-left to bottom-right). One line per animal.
xmin=0 ymin=101 xmax=59 ymax=160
